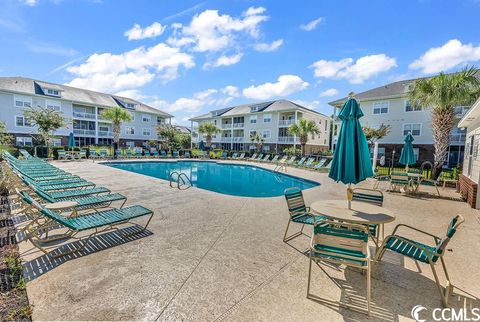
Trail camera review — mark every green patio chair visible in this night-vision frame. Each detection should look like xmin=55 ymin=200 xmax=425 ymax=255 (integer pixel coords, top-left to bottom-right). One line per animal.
xmin=302 ymin=157 xmax=315 ymax=168
xmin=230 ymin=152 xmax=238 ymax=159
xmin=276 ymin=155 xmax=288 ymax=164
xmin=352 ymin=188 xmax=384 ymax=241
xmin=76 ymin=150 xmax=87 ymax=160
xmin=19 ymin=190 xmax=154 ymax=259
xmin=160 ymin=150 xmax=167 ymax=158
xmin=248 ymin=153 xmax=257 ymax=161
xmin=99 ymin=149 xmax=109 ymax=159
xmin=184 ymin=151 xmax=191 ymax=158
xmin=286 ymin=156 xmax=297 ymax=165
xmin=269 ymin=155 xmax=279 ymax=163
xmin=389 ymin=172 xmax=409 ymax=192
xmin=220 ymin=151 xmax=228 ymax=159
xmin=294 ymin=157 xmax=306 ymax=167
xmin=376 ymin=215 xmax=465 ymax=307
xmin=255 ymin=154 xmax=264 ymax=161
xmin=57 ymin=150 xmax=70 ymax=160
xmin=283 ymin=187 xmax=326 ymax=242
xmin=237 ymin=152 xmax=245 ymax=160
xmin=420 ymin=176 xmax=441 ymax=196
xmin=308 ymin=220 xmax=372 ymax=314
xmin=173 ymin=151 xmax=180 ymax=158
xmin=89 ymin=150 xmax=99 ymax=159
xmin=260 ymin=154 xmax=270 ymax=162
xmin=313 ymin=158 xmax=327 ymax=170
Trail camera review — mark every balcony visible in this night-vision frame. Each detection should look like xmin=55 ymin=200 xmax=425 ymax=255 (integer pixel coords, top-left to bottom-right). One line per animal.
xmin=450 ymin=133 xmax=466 ymax=145
xmin=221 ymin=137 xmax=232 ymax=142
xmin=221 ymin=123 xmax=232 ymax=129
xmin=233 ymin=123 xmax=244 ymax=128
xmin=73 ymin=129 xmax=96 ymax=136
xmin=454 ymin=106 xmax=470 ymax=118
xmin=278 ymin=136 xmax=299 ymax=143
xmin=73 ymin=111 xmax=96 ymax=120
xmin=232 ymin=137 xmax=244 ymax=142
xmin=98 ymin=131 xmax=114 ymax=137
xmin=279 ymin=119 xmax=295 ymax=127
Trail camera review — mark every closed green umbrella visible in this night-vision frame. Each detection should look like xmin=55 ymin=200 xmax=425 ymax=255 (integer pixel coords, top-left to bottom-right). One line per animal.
xmin=68 ymin=132 xmax=76 ymax=149
xmin=399 ymin=133 xmax=416 ymax=170
xmin=329 ymin=96 xmax=373 ymax=208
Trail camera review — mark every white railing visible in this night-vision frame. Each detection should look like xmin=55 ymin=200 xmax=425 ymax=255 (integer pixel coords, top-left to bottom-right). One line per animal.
xmin=450 ymin=134 xmax=466 ymax=144
xmin=278 ymin=136 xmax=299 ymax=143
xmin=98 ymin=131 xmax=114 ymax=137
xmin=73 ymin=129 xmax=96 ymax=136
xmin=232 ymin=137 xmax=244 ymax=142
xmin=72 ymin=111 xmax=96 ymax=120
xmin=221 ymin=123 xmax=232 ymax=129
xmin=233 ymin=123 xmax=244 ymax=128
xmin=279 ymin=119 xmax=295 ymax=126
xmin=221 ymin=137 xmax=232 ymax=142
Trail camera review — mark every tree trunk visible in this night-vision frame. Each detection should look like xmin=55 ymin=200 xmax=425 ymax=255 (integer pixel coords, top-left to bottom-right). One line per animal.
xmin=113 ymin=122 xmax=121 ymax=159
xmin=431 ymin=107 xmax=454 ymax=179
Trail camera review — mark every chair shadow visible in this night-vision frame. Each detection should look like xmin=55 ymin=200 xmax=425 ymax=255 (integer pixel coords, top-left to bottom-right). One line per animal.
xmin=307 ymin=249 xmax=479 ymax=321
xmin=22 ymin=225 xmax=153 ymax=282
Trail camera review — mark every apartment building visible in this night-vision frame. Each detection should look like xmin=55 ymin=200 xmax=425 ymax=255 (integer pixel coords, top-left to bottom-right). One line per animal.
xmin=0 ymin=77 xmax=172 ymax=147
xmin=190 ymin=100 xmax=330 ymax=154
xmin=329 ymin=79 xmax=469 ymax=168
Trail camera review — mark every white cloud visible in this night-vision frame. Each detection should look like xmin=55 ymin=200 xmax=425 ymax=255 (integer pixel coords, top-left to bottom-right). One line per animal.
xmin=221 ymin=85 xmax=240 ymax=97
xmin=66 ymin=43 xmax=195 ymax=92
xmin=300 ymin=17 xmax=323 ymax=31
xmin=153 ymin=88 xmax=232 ymax=113
xmin=319 ymin=88 xmax=339 ymax=97
xmin=169 ymin=6 xmax=268 ymax=52
xmin=253 ymin=39 xmax=283 ymax=52
xmin=310 ymin=54 xmax=397 ymax=84
xmin=409 ymin=39 xmax=480 ymax=74
xmin=124 ymin=22 xmax=166 ymax=40
xmin=243 ymin=75 xmax=309 ymax=100
xmin=114 ymin=89 xmax=147 ymax=101
xmin=203 ymin=53 xmax=243 ymax=69
xmin=19 ymin=0 xmax=37 ymax=6
xmin=293 ymin=100 xmax=320 ymax=110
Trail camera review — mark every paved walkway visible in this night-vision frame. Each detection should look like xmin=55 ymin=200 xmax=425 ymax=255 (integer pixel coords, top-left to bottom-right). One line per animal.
xmin=16 ymin=159 xmax=480 ymax=321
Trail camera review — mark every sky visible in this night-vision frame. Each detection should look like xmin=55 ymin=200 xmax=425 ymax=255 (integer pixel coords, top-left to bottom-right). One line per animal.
xmin=1 ymin=0 xmax=480 ymax=125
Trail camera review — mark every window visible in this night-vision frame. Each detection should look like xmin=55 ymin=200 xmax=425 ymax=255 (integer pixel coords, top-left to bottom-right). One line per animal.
xmin=262 ymin=130 xmax=271 ymax=139
xmin=249 ymin=130 xmax=257 ymax=137
xmin=52 ymin=138 xmax=62 ymax=146
xmin=124 ymin=102 xmax=136 ymax=109
xmin=250 ymin=116 xmax=257 ymax=124
xmin=125 ymin=127 xmax=135 ymax=135
xmin=15 ymin=116 xmax=32 ymax=127
xmin=373 ymin=102 xmax=389 ymax=114
xmin=370 ymin=147 xmax=386 ymax=158
xmin=325 ymin=120 xmax=328 ymax=132
xmin=142 ymin=114 xmax=151 ymax=123
xmin=126 ymin=141 xmax=135 ymax=148
xmin=99 ymin=126 xmax=109 ymax=132
xmin=44 ymin=88 xmax=61 ymax=96
xmin=467 ymin=135 xmax=475 ymax=176
xmin=405 ymin=100 xmax=422 ymax=112
xmin=263 ymin=114 xmax=272 ymax=123
xmin=46 ymin=100 xmax=61 ymax=111
xmin=16 ymin=136 xmax=32 ymax=146
xmin=403 ymin=123 xmax=421 ymax=136
xmin=262 ymin=145 xmax=270 ymax=152
xmin=130 ymin=112 xmax=135 ymax=121
xmin=142 ymin=128 xmax=151 ymax=136
xmin=14 ymin=95 xmax=32 ymax=108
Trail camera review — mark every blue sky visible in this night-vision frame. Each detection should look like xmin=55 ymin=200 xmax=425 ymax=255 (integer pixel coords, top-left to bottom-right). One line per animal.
xmin=1 ymin=0 xmax=480 ymax=124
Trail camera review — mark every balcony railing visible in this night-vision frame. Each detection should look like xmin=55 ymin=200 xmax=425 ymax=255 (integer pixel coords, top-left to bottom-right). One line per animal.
xmin=450 ymin=134 xmax=466 ymax=144
xmin=73 ymin=111 xmax=96 ymax=120
xmin=233 ymin=122 xmax=244 ymax=128
xmin=73 ymin=129 xmax=96 ymax=136
xmin=279 ymin=119 xmax=295 ymax=126
xmin=278 ymin=136 xmax=299 ymax=143
xmin=221 ymin=137 xmax=232 ymax=142
xmin=232 ymin=137 xmax=244 ymax=142
xmin=221 ymin=123 xmax=232 ymax=129
xmin=98 ymin=131 xmax=114 ymax=137
xmin=454 ymin=106 xmax=470 ymax=118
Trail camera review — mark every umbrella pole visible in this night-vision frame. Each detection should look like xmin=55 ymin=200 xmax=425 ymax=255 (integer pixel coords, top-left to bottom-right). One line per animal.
xmin=347 ymin=183 xmax=353 ymax=209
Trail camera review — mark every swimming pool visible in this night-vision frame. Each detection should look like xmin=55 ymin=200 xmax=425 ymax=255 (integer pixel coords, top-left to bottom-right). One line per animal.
xmin=105 ymin=161 xmax=319 ymax=197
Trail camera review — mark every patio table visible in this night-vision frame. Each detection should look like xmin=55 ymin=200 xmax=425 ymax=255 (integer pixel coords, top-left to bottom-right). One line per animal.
xmin=310 ymin=199 xmax=396 ymax=247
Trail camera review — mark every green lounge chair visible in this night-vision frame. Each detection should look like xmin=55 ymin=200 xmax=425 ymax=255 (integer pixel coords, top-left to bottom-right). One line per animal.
xmin=260 ymin=154 xmax=270 ymax=162
xmin=237 ymin=152 xmax=245 ymax=160
xmin=99 ymin=149 xmax=109 ymax=159
xmin=23 ymin=177 xmax=95 ymax=191
xmin=47 ymin=187 xmax=111 ymax=199
xmin=269 ymin=155 xmax=279 ymax=163
xmin=19 ymin=191 xmax=154 ymax=259
xmin=173 ymin=151 xmax=179 ymax=158
xmin=376 ymin=215 xmax=465 ymax=307
xmin=151 ymin=149 xmax=159 ymax=158
xmin=114 ymin=149 xmax=123 ymax=159
xmin=220 ymin=152 xmax=228 ymax=159
xmin=294 ymin=157 xmax=306 ymax=167
xmin=302 ymin=157 xmax=315 ymax=168
xmin=313 ymin=158 xmax=327 ymax=170
xmin=286 ymin=156 xmax=296 ymax=165
xmin=276 ymin=155 xmax=288 ymax=164
xmin=283 ymin=187 xmax=326 ymax=242
xmin=160 ymin=150 xmax=167 ymax=158
xmin=248 ymin=153 xmax=258 ymax=161
xmin=89 ymin=150 xmax=99 ymax=159
xmin=308 ymin=220 xmax=372 ymax=314
xmin=184 ymin=151 xmax=191 ymax=158
xmin=230 ymin=152 xmax=238 ymax=159
xmin=75 ymin=150 xmax=87 ymax=160
xmin=19 ymin=149 xmax=34 ymax=159
xmin=255 ymin=154 xmax=264 ymax=161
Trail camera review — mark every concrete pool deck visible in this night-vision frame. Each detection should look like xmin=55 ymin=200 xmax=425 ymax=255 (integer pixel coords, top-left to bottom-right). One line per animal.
xmin=16 ymin=159 xmax=480 ymax=321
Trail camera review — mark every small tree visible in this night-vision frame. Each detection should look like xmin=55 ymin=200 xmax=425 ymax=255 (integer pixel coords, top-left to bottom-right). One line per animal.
xmin=0 ymin=121 xmax=12 ymax=146
xmin=288 ymin=118 xmax=320 ymax=156
xmin=157 ymin=124 xmax=177 ymax=150
xmin=363 ymin=124 xmax=391 ymax=151
xmin=198 ymin=123 xmax=220 ymax=148
xmin=174 ymin=133 xmax=191 ymax=149
xmin=23 ymin=107 xmax=65 ymax=157
xmin=409 ymin=66 xmax=480 ymax=178
xmin=249 ymin=133 xmax=264 ymax=153
xmin=100 ymin=107 xmax=132 ymax=158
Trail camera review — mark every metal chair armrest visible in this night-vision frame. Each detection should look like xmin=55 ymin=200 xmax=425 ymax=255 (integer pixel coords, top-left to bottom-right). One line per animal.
xmin=391 ymin=224 xmax=441 ymax=242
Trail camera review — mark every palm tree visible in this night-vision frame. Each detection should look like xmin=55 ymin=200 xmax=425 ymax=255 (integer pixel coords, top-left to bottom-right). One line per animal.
xmin=198 ymin=123 xmax=220 ymax=148
xmin=249 ymin=133 xmax=264 ymax=152
xmin=409 ymin=66 xmax=480 ymax=178
xmin=288 ymin=118 xmax=320 ymax=156
xmin=100 ymin=107 xmax=132 ymax=158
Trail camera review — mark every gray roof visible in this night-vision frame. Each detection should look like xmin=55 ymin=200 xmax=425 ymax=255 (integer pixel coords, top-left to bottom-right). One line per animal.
xmin=0 ymin=76 xmax=173 ymax=117
xmin=329 ymin=71 xmax=480 ymax=107
xmin=190 ymin=99 xmax=327 ymax=121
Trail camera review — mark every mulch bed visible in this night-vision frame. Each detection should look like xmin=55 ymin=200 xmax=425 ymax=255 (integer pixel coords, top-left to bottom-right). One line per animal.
xmin=0 ymin=195 xmax=32 ymax=321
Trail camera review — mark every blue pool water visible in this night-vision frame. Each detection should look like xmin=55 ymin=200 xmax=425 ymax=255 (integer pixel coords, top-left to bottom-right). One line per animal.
xmin=105 ymin=161 xmax=319 ymax=197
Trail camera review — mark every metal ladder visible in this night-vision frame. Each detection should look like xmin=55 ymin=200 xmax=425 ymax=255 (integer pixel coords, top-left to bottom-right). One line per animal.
xmin=169 ymin=171 xmax=192 ymax=190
